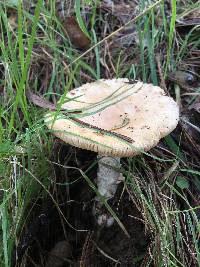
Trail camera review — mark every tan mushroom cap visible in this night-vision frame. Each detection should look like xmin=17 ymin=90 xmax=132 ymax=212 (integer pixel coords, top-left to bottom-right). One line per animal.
xmin=45 ymin=79 xmax=179 ymax=157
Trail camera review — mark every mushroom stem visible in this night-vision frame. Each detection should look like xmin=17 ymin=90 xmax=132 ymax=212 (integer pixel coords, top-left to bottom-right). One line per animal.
xmin=97 ymin=156 xmax=121 ymax=199
xmin=94 ymin=156 xmax=123 ymax=227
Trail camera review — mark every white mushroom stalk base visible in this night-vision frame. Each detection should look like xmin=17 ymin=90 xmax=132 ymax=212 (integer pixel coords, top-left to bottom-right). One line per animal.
xmin=93 ymin=156 xmax=123 ymax=227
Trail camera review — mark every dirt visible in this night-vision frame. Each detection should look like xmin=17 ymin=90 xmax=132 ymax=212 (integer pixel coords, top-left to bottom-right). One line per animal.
xmin=13 ymin=143 xmax=148 ymax=267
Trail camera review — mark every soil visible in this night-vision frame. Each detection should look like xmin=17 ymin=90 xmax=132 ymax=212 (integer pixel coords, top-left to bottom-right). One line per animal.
xmin=13 ymin=143 xmax=148 ymax=267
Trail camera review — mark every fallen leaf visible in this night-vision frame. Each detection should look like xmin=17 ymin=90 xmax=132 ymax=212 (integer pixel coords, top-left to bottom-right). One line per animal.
xmin=101 ymin=0 xmax=137 ymax=23
xmin=26 ymin=90 xmax=56 ymax=110
xmin=61 ymin=16 xmax=91 ymax=50
xmin=168 ymin=70 xmax=198 ymax=88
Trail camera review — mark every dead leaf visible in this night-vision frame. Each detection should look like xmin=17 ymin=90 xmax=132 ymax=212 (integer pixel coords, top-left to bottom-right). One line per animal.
xmin=100 ymin=1 xmax=139 ymax=49
xmin=101 ymin=0 xmax=137 ymax=23
xmin=61 ymin=16 xmax=91 ymax=50
xmin=168 ymin=70 xmax=198 ymax=88
xmin=26 ymin=90 xmax=56 ymax=110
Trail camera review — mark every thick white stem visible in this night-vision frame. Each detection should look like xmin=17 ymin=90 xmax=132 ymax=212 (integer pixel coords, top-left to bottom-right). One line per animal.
xmin=96 ymin=156 xmax=121 ymax=199
xmin=94 ymin=156 xmax=123 ymax=227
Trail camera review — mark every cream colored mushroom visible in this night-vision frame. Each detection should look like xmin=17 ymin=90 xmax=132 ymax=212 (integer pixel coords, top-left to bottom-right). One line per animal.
xmin=45 ymin=78 xmax=179 ymax=226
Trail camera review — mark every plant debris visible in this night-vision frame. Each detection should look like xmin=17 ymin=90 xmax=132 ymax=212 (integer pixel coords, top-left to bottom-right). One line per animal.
xmin=59 ymin=16 xmax=91 ymax=50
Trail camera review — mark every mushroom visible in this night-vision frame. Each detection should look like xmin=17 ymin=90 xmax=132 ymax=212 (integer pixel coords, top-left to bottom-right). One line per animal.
xmin=44 ymin=78 xmax=179 ymax=226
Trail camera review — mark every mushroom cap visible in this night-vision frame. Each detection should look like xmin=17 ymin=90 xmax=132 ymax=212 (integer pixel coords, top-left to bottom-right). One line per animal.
xmin=45 ymin=79 xmax=179 ymax=157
